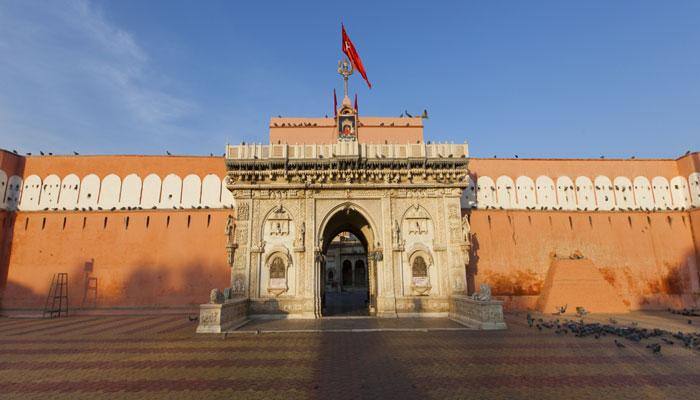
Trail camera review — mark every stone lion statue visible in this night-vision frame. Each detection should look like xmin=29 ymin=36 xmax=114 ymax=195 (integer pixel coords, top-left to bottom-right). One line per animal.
xmin=471 ymin=283 xmax=492 ymax=302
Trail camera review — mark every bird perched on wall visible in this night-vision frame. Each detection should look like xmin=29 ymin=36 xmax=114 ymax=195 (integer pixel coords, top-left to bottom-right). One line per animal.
xmin=12 ymin=149 xmax=18 ymax=154
xmin=600 ymin=155 xmax=604 ymax=159
xmin=73 ymin=151 xmax=79 ymax=155
xmin=166 ymin=151 xmax=172 ymax=155
xmin=421 ymin=109 xmax=429 ymax=119
xmin=40 ymin=151 xmax=45 ymax=155
xmin=685 ymin=150 xmax=691 ymax=155
xmin=405 ymin=110 xmax=413 ymax=118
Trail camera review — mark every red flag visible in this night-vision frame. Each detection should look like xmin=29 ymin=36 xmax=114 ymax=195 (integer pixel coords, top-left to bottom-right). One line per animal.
xmin=354 ymin=93 xmax=358 ymax=113
xmin=333 ymin=88 xmax=338 ymax=117
xmin=342 ymin=24 xmax=371 ymax=89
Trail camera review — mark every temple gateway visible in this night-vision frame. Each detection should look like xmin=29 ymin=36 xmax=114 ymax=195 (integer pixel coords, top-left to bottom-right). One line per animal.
xmin=197 ymin=90 xmax=506 ymax=332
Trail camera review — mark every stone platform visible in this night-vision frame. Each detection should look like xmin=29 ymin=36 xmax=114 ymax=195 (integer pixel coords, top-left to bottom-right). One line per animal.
xmin=231 ymin=317 xmax=470 ymax=333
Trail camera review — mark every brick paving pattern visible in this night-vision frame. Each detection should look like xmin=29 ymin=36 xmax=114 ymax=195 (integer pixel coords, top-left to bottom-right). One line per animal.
xmin=0 ymin=313 xmax=698 ymax=399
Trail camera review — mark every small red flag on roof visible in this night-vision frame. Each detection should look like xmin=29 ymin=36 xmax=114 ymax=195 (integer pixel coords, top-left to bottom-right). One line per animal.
xmin=342 ymin=24 xmax=371 ymax=89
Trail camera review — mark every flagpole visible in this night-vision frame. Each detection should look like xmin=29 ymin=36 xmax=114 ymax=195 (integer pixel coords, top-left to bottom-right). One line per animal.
xmin=337 ymin=58 xmax=354 ymax=100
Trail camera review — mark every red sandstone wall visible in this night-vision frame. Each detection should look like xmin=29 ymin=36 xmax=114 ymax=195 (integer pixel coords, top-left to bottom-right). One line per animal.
xmin=0 ymin=151 xmax=23 ymax=307
xmin=469 ymin=210 xmax=699 ymax=310
xmin=469 ymin=157 xmax=681 ymax=180
xmin=676 ymin=152 xmax=700 ymax=178
xmin=269 ymin=117 xmax=424 ymax=144
xmin=20 ymin=154 xmax=225 ymax=179
xmin=690 ymin=209 xmax=700 ymax=264
xmin=1 ymin=210 xmax=231 ymax=311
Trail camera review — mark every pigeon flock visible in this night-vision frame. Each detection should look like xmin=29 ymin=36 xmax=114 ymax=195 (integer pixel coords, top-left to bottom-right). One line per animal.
xmin=526 ymin=308 xmax=700 ymax=356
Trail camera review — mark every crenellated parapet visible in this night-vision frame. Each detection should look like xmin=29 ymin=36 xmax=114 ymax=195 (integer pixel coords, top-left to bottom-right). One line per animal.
xmin=462 ymin=172 xmax=700 ymax=212
xmin=0 ymin=171 xmax=235 ymax=212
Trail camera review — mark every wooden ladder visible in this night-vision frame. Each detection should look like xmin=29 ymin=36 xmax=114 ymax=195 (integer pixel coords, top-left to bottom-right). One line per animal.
xmin=43 ymin=273 xmax=68 ymax=318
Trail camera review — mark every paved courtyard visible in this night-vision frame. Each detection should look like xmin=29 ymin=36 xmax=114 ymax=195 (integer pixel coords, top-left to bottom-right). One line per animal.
xmin=0 ymin=312 xmax=698 ymax=399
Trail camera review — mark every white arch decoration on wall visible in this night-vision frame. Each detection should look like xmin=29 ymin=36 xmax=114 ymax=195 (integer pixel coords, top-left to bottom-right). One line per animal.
xmin=98 ymin=174 xmax=121 ymax=209
xmin=670 ymin=176 xmax=690 ymax=209
xmin=556 ymin=176 xmax=576 ymax=210
xmin=201 ymin=174 xmax=221 ymax=208
xmin=651 ymin=176 xmax=672 ymax=209
xmin=181 ymin=174 xmax=202 ymax=208
xmin=496 ymin=175 xmax=516 ymax=209
xmin=593 ymin=176 xmax=615 ymax=211
xmin=19 ymin=175 xmax=41 ymax=211
xmin=160 ymin=174 xmax=182 ymax=208
xmin=78 ymin=174 xmax=100 ymax=208
xmin=515 ymin=176 xmax=535 ymax=209
xmin=0 ymin=170 xmax=7 ymax=210
xmin=689 ymin=172 xmax=700 ymax=208
xmin=120 ymin=174 xmax=142 ymax=208
xmin=633 ymin=176 xmax=654 ymax=210
xmin=476 ymin=176 xmax=496 ymax=208
xmin=535 ymin=175 xmax=556 ymax=209
xmin=38 ymin=174 xmax=61 ymax=209
xmin=4 ymin=175 xmax=22 ymax=211
xmin=141 ymin=174 xmax=161 ymax=208
xmin=8 ymin=170 xmax=695 ymax=213
xmin=575 ymin=176 xmax=595 ymax=210
xmin=614 ymin=176 xmax=635 ymax=209
xmin=221 ymin=177 xmax=235 ymax=208
xmin=58 ymin=174 xmax=80 ymax=209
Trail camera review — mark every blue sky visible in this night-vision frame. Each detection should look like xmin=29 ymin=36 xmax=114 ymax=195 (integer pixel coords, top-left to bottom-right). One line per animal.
xmin=0 ymin=0 xmax=698 ymax=158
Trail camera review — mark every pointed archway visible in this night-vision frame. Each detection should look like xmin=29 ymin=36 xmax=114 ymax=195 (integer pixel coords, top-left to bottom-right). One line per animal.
xmin=317 ymin=205 xmax=378 ymax=317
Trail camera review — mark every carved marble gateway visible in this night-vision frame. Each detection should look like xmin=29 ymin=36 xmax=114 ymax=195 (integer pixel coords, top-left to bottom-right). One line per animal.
xmin=197 ymin=131 xmax=504 ymax=330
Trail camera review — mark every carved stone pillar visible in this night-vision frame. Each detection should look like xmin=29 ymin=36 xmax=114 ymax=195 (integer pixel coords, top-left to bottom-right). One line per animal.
xmin=368 ymin=249 xmax=384 ymax=315
xmin=250 ymin=242 xmax=264 ymax=299
xmin=313 ymin=249 xmax=323 ymax=318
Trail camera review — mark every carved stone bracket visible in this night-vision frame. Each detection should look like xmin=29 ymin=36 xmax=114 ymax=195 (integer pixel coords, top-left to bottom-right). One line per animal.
xmin=250 ymin=241 xmax=265 ymax=254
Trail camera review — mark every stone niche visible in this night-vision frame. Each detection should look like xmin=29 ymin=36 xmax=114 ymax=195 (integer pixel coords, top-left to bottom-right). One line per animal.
xmin=449 ymin=295 xmax=507 ymax=330
xmin=196 ymin=298 xmax=248 ymax=333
